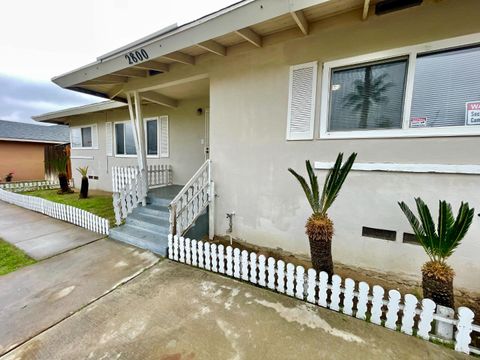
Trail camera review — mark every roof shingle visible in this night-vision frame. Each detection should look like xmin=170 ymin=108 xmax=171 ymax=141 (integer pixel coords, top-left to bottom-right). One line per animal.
xmin=0 ymin=120 xmax=69 ymax=144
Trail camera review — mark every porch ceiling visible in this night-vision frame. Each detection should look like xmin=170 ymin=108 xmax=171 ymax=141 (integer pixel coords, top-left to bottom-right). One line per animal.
xmin=53 ymin=0 xmax=376 ymax=101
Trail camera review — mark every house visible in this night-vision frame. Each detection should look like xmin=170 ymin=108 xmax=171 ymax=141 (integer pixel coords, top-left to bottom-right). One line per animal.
xmin=35 ymin=0 xmax=480 ymax=292
xmin=0 ymin=120 xmax=69 ymax=182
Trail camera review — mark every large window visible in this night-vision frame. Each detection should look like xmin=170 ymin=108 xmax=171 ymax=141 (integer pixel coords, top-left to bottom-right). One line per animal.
xmin=329 ymin=59 xmax=407 ymax=131
xmin=115 ymin=122 xmax=137 ymax=155
xmin=71 ymin=125 xmax=95 ymax=149
xmin=320 ymin=34 xmax=480 ymax=138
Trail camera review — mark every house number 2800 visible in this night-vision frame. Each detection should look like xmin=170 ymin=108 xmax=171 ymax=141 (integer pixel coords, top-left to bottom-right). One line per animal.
xmin=125 ymin=49 xmax=149 ymax=64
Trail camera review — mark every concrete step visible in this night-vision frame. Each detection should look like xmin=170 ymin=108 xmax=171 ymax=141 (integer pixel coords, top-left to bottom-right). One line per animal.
xmin=146 ymin=196 xmax=171 ymax=207
xmin=126 ymin=216 xmax=169 ymax=234
xmin=136 ymin=205 xmax=169 ymax=219
xmin=128 ymin=211 xmax=170 ymax=227
xmin=109 ymin=224 xmax=168 ymax=256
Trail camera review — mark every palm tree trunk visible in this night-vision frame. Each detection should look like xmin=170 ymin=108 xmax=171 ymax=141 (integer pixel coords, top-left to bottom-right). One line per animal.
xmin=306 ymin=215 xmax=334 ymax=277
xmin=359 ymin=67 xmax=372 ymax=128
xmin=422 ymin=261 xmax=455 ymax=308
xmin=58 ymin=173 xmax=70 ymax=193
xmin=79 ymin=176 xmax=89 ymax=199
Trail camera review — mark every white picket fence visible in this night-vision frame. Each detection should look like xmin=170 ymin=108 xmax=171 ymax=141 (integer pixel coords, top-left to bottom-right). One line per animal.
xmin=112 ymin=165 xmax=171 ymax=192
xmin=168 ymin=235 xmax=480 ymax=355
xmin=0 ymin=188 xmax=109 ymax=235
xmin=0 ymin=179 xmax=72 ymax=192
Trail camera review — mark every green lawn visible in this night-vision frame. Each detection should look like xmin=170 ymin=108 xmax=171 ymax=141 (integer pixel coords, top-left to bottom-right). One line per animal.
xmin=22 ymin=189 xmax=116 ymax=226
xmin=0 ymin=239 xmax=36 ymax=275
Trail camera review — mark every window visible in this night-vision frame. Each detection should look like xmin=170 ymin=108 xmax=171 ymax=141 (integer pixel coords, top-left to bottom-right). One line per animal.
xmin=70 ymin=125 xmax=96 ymax=149
xmin=329 ymin=59 xmax=407 ymax=131
xmin=115 ymin=122 xmax=137 ymax=155
xmin=146 ymin=119 xmax=158 ymax=156
xmin=410 ymin=46 xmax=480 ymax=128
xmin=320 ymin=34 xmax=480 ymax=138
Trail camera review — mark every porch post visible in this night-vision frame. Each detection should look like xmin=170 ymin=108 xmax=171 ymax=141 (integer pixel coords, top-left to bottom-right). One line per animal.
xmin=133 ymin=91 xmax=149 ymax=191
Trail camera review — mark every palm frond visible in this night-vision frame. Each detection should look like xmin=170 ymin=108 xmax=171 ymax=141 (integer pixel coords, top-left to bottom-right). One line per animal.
xmin=305 ymin=161 xmax=319 ymax=213
xmin=399 ymin=198 xmax=474 ymax=263
xmin=77 ymin=166 xmax=89 ymax=177
xmin=288 ymin=167 xmax=317 ymax=213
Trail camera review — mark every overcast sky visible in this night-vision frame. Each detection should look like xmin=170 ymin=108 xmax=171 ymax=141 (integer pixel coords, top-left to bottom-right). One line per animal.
xmin=0 ymin=0 xmax=237 ymax=124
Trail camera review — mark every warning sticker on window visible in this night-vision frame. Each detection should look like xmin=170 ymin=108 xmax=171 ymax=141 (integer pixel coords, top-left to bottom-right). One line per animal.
xmin=466 ymin=101 xmax=480 ymax=125
xmin=410 ymin=117 xmax=427 ymax=128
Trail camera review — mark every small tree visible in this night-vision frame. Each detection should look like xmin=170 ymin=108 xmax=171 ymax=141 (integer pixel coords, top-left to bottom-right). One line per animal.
xmin=288 ymin=153 xmax=357 ymax=277
xmin=50 ymin=153 xmax=73 ymax=194
xmin=399 ymin=198 xmax=474 ymax=308
xmin=77 ymin=166 xmax=89 ymax=199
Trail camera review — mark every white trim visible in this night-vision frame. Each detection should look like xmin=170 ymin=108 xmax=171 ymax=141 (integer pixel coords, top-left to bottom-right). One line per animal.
xmin=319 ymin=33 xmax=480 ymax=140
xmin=71 ymin=155 xmax=94 ymax=160
xmin=314 ymin=162 xmax=480 ymax=175
xmin=33 ymin=101 xmax=126 ymax=122
xmin=113 ymin=120 xmax=138 ymax=157
xmin=70 ymin=124 xmax=98 ymax=149
xmin=144 ymin=117 xmax=160 ymax=158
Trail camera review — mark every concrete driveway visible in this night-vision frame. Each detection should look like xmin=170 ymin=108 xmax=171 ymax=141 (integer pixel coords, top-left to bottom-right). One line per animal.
xmin=2 ymin=261 xmax=467 ymax=360
xmin=0 ymin=202 xmax=104 ymax=260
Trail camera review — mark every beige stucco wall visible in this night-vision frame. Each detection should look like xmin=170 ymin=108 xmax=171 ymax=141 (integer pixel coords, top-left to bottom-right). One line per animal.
xmin=65 ymin=0 xmax=480 ymax=291
xmin=68 ymin=98 xmax=208 ymax=191
xmin=0 ymin=141 xmax=46 ymax=181
xmin=204 ymin=0 xmax=480 ymax=291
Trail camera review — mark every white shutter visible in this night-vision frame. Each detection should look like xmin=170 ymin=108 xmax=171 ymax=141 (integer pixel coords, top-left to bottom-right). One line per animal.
xmin=105 ymin=122 xmax=113 ymax=156
xmin=91 ymin=124 xmax=98 ymax=149
xmin=159 ymin=116 xmax=169 ymax=158
xmin=286 ymin=62 xmax=317 ymax=140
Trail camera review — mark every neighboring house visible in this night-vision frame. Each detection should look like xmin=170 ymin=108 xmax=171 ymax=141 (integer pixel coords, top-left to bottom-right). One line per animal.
xmin=0 ymin=120 xmax=69 ymax=182
xmin=35 ymin=0 xmax=480 ymax=292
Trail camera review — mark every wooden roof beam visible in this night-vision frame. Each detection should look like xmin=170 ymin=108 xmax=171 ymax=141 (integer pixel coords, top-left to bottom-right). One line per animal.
xmin=162 ymin=51 xmax=195 ymax=65
xmin=141 ymin=91 xmax=178 ymax=108
xmin=235 ymin=27 xmax=262 ymax=47
xmin=134 ymin=60 xmax=170 ymax=72
xmin=291 ymin=10 xmax=309 ymax=35
xmin=197 ymin=40 xmax=226 ymax=56
xmin=112 ymin=68 xmax=147 ymax=78
xmin=363 ymin=0 xmax=371 ymax=20
xmin=81 ymin=74 xmax=128 ymax=86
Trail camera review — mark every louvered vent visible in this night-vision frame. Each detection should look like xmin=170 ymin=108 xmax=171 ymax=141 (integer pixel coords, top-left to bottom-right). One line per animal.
xmin=287 ymin=62 xmax=317 ymax=140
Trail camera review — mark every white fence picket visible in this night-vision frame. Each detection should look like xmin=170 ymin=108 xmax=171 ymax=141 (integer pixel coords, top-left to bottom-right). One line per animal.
xmin=211 ymin=243 xmax=218 ymax=273
xmin=306 ymin=269 xmax=317 ymax=304
xmin=343 ymin=278 xmax=355 ymax=316
xmin=329 ymin=275 xmax=342 ymax=311
xmin=371 ymin=285 xmax=385 ymax=325
xmin=385 ymin=289 xmax=401 ymax=330
xmin=198 ymin=241 xmax=204 ymax=269
xmin=191 ymin=239 xmax=198 ymax=266
xmin=250 ymin=252 xmax=257 ymax=284
xmin=185 ymin=238 xmax=191 ymax=265
xmin=295 ymin=266 xmax=305 ymax=300
xmin=168 ymin=234 xmax=173 ymax=259
xmin=356 ymin=282 xmax=369 ymax=320
xmin=277 ymin=260 xmax=285 ymax=293
xmin=173 ymin=235 xmax=179 ymax=261
xmin=218 ymin=245 xmax=225 ymax=274
xmin=401 ymin=294 xmax=418 ymax=335
xmin=318 ymin=271 xmax=328 ymax=308
xmin=241 ymin=250 xmax=249 ymax=281
xmin=286 ymin=263 xmax=295 ymax=297
xmin=267 ymin=257 xmax=276 ymax=290
xmin=417 ymin=299 xmax=436 ymax=340
xmin=455 ymin=307 xmax=475 ymax=354
xmin=226 ymin=246 xmax=233 ymax=276
xmin=179 ymin=237 xmax=185 ymax=263
xmin=258 ymin=255 xmax=266 ymax=287
xmin=233 ymin=248 xmax=240 ymax=278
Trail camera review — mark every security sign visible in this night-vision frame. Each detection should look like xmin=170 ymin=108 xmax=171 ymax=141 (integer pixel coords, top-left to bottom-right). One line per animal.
xmin=466 ymin=101 xmax=480 ymax=125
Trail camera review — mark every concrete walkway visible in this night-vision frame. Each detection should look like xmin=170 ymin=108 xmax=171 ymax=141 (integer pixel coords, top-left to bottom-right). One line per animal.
xmin=0 ymin=202 xmax=104 ymax=260
xmin=2 ymin=261 xmax=467 ymax=360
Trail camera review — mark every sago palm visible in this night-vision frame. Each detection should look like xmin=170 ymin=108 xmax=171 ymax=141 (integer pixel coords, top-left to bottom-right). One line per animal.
xmin=399 ymin=198 xmax=474 ymax=308
xmin=288 ymin=153 xmax=357 ymax=277
xmin=77 ymin=166 xmax=89 ymax=199
xmin=49 ymin=153 xmax=72 ymax=194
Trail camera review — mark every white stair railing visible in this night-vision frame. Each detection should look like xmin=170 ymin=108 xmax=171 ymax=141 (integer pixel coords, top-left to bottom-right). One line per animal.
xmin=112 ymin=165 xmax=172 ymax=192
xmin=169 ymin=160 xmax=213 ymax=236
xmin=112 ymin=167 xmax=147 ymax=225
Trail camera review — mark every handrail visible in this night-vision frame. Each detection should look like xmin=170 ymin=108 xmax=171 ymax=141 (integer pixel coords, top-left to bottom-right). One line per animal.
xmin=170 ymin=160 xmax=210 ymax=206
xmin=169 ymin=159 xmax=212 ymax=236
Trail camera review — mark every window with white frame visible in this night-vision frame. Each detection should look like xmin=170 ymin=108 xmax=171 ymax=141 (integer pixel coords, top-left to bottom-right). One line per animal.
xmin=320 ymin=35 xmax=480 ymax=138
xmin=115 ymin=122 xmax=137 ymax=155
xmin=70 ymin=125 xmax=96 ymax=149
